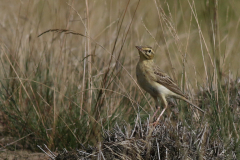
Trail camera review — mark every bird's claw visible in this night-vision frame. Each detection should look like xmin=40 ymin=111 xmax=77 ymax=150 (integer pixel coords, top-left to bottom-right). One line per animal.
xmin=150 ymin=121 xmax=159 ymax=126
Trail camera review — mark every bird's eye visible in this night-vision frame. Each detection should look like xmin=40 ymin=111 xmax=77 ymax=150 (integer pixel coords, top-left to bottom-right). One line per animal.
xmin=148 ymin=50 xmax=151 ymax=53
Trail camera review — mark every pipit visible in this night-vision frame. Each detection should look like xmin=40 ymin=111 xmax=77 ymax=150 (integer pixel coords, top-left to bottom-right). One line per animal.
xmin=135 ymin=46 xmax=204 ymax=124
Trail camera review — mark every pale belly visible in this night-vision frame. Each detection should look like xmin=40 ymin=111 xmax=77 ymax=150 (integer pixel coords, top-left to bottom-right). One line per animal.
xmin=155 ymin=83 xmax=178 ymax=97
xmin=136 ymin=72 xmax=177 ymax=98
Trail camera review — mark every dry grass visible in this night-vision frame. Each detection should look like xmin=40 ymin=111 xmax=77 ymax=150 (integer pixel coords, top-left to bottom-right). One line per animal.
xmin=0 ymin=0 xmax=240 ymax=159
xmin=41 ymin=118 xmax=239 ymax=159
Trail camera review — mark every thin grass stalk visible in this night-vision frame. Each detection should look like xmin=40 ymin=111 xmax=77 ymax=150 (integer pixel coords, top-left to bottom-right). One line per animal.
xmin=213 ymin=0 xmax=221 ymax=113
xmin=181 ymin=6 xmax=193 ymax=93
xmin=93 ymin=0 xmax=131 ymax=120
xmin=153 ymin=0 xmax=177 ymax=81
xmin=106 ymin=0 xmax=140 ymax=90
xmin=188 ymin=0 xmax=212 ymax=91
xmin=189 ymin=0 xmax=214 ymax=68
xmin=1 ymin=45 xmax=41 ymax=119
xmin=82 ymin=11 xmax=88 ymax=115
xmin=213 ymin=0 xmax=221 ymax=80
xmin=112 ymin=0 xmax=140 ymax=71
xmin=67 ymin=2 xmax=90 ymax=117
xmin=49 ymin=87 xmax=56 ymax=149
xmin=85 ymin=0 xmax=92 ymax=110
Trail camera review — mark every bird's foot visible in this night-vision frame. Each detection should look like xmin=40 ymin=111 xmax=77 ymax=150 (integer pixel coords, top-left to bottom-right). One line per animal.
xmin=149 ymin=121 xmax=159 ymax=127
xmin=150 ymin=107 xmax=168 ymax=127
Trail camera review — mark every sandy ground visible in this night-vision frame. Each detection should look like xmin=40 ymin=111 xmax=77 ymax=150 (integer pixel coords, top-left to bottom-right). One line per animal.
xmin=0 ymin=150 xmax=49 ymax=160
xmin=0 ymin=112 xmax=49 ymax=160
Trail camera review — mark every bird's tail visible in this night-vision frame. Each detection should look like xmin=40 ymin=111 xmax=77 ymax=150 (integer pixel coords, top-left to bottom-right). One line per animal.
xmin=182 ymin=98 xmax=205 ymax=113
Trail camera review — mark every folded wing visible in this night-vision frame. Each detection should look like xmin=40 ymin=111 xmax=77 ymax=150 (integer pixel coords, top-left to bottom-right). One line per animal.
xmin=152 ymin=65 xmax=187 ymax=99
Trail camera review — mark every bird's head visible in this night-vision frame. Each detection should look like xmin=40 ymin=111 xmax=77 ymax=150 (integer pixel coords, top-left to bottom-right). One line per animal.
xmin=135 ymin=46 xmax=154 ymax=60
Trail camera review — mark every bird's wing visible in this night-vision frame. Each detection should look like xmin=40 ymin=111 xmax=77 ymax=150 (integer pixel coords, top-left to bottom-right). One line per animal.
xmin=152 ymin=65 xmax=187 ymax=98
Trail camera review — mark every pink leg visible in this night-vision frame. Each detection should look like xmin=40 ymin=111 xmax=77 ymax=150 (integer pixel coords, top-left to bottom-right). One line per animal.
xmin=152 ymin=95 xmax=168 ymax=126
xmin=152 ymin=106 xmax=160 ymax=119
xmin=152 ymin=96 xmax=161 ymax=119
xmin=153 ymin=107 xmax=167 ymax=126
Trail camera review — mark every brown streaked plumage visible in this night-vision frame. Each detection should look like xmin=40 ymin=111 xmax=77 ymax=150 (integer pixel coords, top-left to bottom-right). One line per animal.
xmin=135 ymin=46 xmax=204 ymax=124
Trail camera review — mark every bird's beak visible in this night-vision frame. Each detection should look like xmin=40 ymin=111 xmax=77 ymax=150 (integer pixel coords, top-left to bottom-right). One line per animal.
xmin=135 ymin=46 xmax=142 ymax=51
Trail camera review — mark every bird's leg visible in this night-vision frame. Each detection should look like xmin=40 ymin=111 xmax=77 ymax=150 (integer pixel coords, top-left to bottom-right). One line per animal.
xmin=154 ymin=107 xmax=167 ymax=126
xmin=152 ymin=96 xmax=160 ymax=119
xmin=153 ymin=95 xmax=168 ymax=126
xmin=152 ymin=107 xmax=160 ymax=119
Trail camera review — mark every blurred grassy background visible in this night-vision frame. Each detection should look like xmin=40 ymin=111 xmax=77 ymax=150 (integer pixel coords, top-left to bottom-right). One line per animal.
xmin=0 ymin=0 xmax=239 ymax=153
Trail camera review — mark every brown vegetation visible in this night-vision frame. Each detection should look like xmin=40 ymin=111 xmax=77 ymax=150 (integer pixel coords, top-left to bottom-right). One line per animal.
xmin=0 ymin=0 xmax=240 ymax=159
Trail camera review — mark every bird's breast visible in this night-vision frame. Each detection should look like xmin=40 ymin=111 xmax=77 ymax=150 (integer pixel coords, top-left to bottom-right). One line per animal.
xmin=136 ymin=62 xmax=158 ymax=96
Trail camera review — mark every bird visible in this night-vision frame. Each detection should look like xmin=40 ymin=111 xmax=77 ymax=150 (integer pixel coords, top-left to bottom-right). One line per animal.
xmin=135 ymin=46 xmax=204 ymax=124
